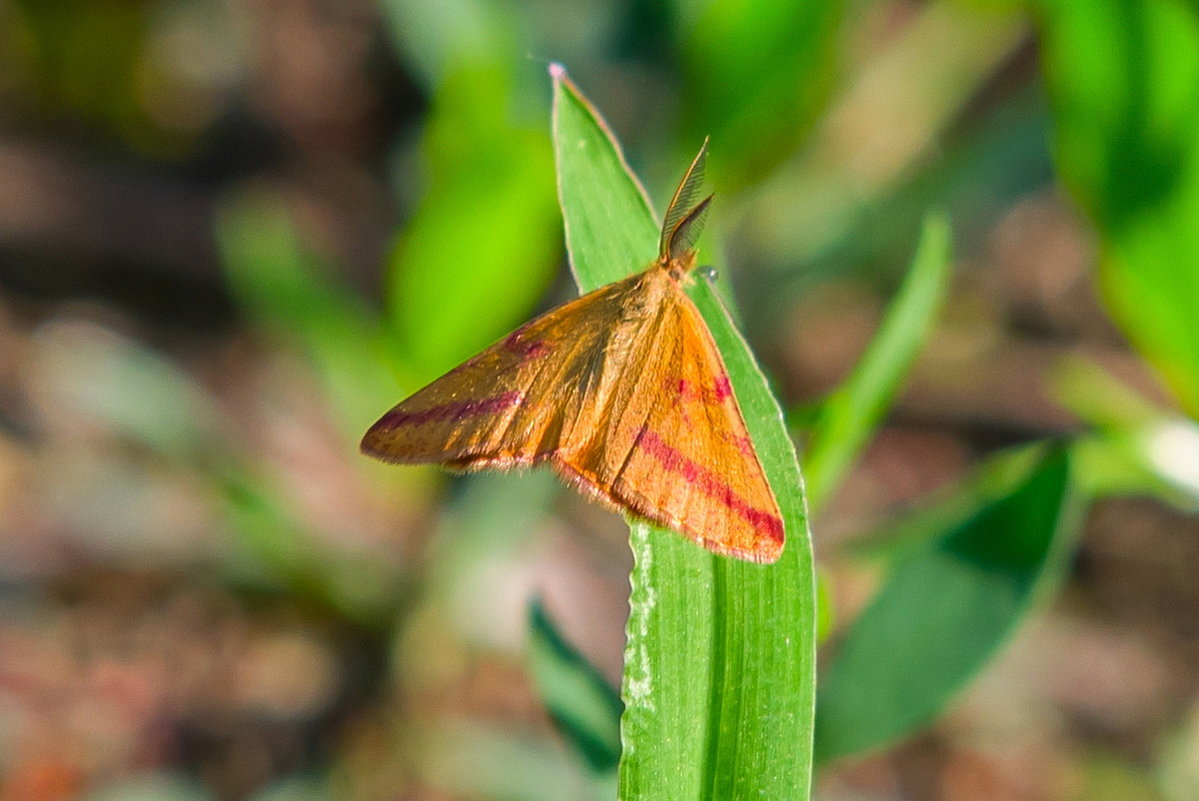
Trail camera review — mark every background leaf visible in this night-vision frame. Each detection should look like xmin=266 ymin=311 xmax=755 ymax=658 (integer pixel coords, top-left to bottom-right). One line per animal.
xmin=815 ymin=445 xmax=1080 ymax=763
xmin=527 ymin=600 xmax=622 ymax=786
xmin=1036 ymin=0 xmax=1199 ymax=414
xmin=551 ymin=65 xmax=816 ymax=801
xmin=801 ymin=212 xmax=953 ymax=513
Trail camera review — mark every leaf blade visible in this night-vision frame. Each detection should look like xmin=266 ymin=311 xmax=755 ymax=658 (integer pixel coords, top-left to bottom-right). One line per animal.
xmin=815 ymin=445 xmax=1081 ymax=762
xmin=551 ymin=64 xmax=816 ymax=801
xmin=802 ymin=212 xmax=953 ymax=513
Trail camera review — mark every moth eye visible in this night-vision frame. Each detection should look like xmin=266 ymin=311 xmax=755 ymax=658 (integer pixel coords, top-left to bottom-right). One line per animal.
xmin=699 ymin=265 xmax=719 ymax=283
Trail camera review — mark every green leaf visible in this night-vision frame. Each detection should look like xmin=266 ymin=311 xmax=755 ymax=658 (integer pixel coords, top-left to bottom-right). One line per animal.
xmin=842 ymin=445 xmax=1050 ymax=561
xmin=527 ymin=600 xmax=623 ymax=778
xmin=550 ymin=71 xmax=658 ymax=287
xmin=1036 ymin=0 xmax=1199 ymax=415
xmin=551 ymin=64 xmax=816 ymax=801
xmin=815 ymin=445 xmax=1080 ymax=762
xmin=801 ymin=213 xmax=952 ymax=513
xmin=388 ymin=67 xmax=560 ymax=387
xmin=1051 ymin=355 xmax=1172 ymax=431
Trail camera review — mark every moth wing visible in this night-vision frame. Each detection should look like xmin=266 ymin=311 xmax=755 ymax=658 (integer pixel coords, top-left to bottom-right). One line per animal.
xmin=361 ymin=275 xmax=637 ymax=468
xmin=557 ymin=281 xmax=784 ymax=563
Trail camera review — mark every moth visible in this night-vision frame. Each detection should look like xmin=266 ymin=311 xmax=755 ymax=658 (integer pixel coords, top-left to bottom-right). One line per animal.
xmin=362 ymin=141 xmax=784 ymax=562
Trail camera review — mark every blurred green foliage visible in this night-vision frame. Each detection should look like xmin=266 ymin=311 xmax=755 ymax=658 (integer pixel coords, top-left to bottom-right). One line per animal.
xmin=8 ymin=0 xmax=153 ymax=141
xmin=680 ymin=0 xmax=844 ymax=186
xmin=217 ymin=192 xmax=396 ymax=438
xmin=1037 ymin=0 xmax=1199 ymax=415
xmin=387 ymin=68 xmax=560 ymax=385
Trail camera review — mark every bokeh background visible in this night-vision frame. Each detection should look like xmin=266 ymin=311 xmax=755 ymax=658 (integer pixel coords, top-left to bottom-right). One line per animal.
xmin=1 ymin=0 xmax=1198 ymax=799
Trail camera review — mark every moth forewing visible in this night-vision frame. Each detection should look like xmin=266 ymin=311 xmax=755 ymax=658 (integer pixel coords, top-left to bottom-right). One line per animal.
xmin=362 ymin=142 xmax=786 ymax=563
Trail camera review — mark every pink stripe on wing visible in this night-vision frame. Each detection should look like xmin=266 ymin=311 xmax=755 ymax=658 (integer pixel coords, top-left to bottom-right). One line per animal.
xmin=638 ymin=427 xmax=783 ymax=539
xmin=377 ymin=391 xmax=523 ymax=429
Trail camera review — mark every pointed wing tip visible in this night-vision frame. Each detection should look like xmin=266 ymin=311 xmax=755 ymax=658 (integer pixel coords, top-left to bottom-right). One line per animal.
xmin=359 ymin=430 xmax=394 ymax=462
xmin=360 ymin=421 xmax=382 ymax=455
xmin=359 ymin=413 xmax=411 ymax=463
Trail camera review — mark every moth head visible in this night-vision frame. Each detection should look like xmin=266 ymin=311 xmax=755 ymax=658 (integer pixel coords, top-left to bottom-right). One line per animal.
xmin=664 ymin=245 xmax=700 ymax=282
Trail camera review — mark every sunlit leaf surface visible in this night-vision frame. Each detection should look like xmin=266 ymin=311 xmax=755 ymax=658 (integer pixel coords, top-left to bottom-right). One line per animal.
xmin=551 ymin=65 xmax=816 ymax=801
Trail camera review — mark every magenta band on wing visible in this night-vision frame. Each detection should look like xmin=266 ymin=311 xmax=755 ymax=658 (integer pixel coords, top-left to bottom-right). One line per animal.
xmin=639 ymin=428 xmax=783 ymax=539
xmin=503 ymin=327 xmax=552 ymax=359
xmin=378 ymin=391 xmax=523 ymax=428
xmin=670 ymin=373 xmax=734 ymax=404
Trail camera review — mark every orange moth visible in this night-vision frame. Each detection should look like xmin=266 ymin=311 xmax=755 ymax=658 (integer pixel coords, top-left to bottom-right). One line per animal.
xmin=362 ymin=140 xmax=784 ymax=563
